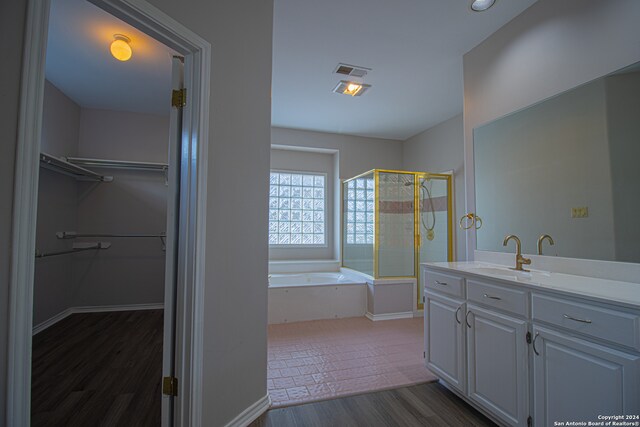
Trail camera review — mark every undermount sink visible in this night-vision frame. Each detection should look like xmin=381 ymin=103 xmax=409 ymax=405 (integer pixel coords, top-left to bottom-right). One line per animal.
xmin=469 ymin=266 xmax=531 ymax=279
xmin=459 ymin=264 xmax=553 ymax=282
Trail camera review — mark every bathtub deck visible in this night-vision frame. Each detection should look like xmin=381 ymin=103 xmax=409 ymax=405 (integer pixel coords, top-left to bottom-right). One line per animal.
xmin=267 ymin=316 xmax=437 ymax=407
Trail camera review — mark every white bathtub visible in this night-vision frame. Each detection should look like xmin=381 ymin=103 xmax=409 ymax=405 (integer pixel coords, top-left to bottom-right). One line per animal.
xmin=269 ymin=272 xmax=361 ymax=288
xmin=268 ymin=272 xmax=367 ymax=324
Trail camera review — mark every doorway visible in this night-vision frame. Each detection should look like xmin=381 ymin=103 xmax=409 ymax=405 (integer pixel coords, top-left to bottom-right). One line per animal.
xmin=9 ymin=0 xmax=210 ymax=424
xmin=31 ymin=0 xmax=178 ymax=424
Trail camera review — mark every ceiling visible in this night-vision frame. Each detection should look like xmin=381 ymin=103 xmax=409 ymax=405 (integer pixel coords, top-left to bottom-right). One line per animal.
xmin=46 ymin=0 xmax=537 ymax=135
xmin=45 ymin=0 xmax=177 ymax=115
xmin=272 ymin=0 xmax=538 ymax=140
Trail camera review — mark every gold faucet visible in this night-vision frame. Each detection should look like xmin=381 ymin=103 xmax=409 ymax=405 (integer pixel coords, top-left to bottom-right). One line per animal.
xmin=503 ymin=235 xmax=531 ymax=271
xmin=537 ymin=234 xmax=555 ymax=255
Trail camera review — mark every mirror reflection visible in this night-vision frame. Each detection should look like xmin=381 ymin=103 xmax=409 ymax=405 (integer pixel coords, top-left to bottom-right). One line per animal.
xmin=474 ymin=62 xmax=640 ymax=263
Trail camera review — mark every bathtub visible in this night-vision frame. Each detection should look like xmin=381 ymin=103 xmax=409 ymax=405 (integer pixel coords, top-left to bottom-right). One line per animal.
xmin=268 ymin=272 xmax=367 ymax=324
xmin=269 ymin=272 xmax=360 ymax=288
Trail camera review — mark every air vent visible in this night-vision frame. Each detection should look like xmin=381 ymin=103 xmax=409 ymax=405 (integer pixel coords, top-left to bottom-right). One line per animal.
xmin=334 ymin=63 xmax=371 ymax=78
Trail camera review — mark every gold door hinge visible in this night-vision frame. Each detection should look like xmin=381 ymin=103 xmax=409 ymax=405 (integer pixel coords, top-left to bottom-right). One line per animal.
xmin=171 ymin=88 xmax=186 ymax=108
xmin=163 ymin=376 xmax=178 ymax=396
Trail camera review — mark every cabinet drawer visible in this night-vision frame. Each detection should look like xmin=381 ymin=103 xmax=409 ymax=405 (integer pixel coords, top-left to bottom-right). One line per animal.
xmin=532 ymin=293 xmax=640 ymax=351
xmin=467 ymin=280 xmax=527 ymax=317
xmin=424 ymin=270 xmax=464 ymax=298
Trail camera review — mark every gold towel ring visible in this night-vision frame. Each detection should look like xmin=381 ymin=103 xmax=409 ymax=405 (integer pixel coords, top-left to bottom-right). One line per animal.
xmin=459 ymin=213 xmax=483 ymax=230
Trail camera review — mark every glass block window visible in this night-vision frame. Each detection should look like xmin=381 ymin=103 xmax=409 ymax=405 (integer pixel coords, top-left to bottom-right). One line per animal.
xmin=269 ymin=171 xmax=326 ymax=246
xmin=345 ymin=177 xmax=375 ymax=244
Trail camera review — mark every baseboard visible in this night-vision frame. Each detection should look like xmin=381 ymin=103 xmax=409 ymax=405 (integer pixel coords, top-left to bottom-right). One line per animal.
xmin=224 ymin=393 xmax=271 ymax=427
xmin=72 ymin=303 xmax=164 ymax=314
xmin=32 ymin=303 xmax=165 ymax=335
xmin=365 ymin=311 xmax=415 ymax=321
xmin=32 ymin=308 xmax=74 ymax=335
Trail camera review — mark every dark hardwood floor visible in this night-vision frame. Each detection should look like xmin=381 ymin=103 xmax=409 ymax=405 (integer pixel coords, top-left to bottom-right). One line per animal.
xmin=31 ymin=310 xmax=164 ymax=427
xmin=32 ymin=310 xmax=495 ymax=426
xmin=250 ymin=382 xmax=496 ymax=427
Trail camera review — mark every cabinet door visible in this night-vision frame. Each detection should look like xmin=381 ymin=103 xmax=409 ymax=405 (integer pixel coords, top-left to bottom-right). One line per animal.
xmin=424 ymin=292 xmax=465 ymax=392
xmin=467 ymin=304 xmax=529 ymax=427
xmin=533 ymin=326 xmax=640 ymax=427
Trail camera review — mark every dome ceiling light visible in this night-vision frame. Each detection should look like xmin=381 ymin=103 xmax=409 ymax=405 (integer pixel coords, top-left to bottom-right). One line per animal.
xmin=470 ymin=0 xmax=496 ymax=12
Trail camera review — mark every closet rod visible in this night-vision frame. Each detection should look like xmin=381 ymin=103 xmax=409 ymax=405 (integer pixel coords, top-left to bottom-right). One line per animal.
xmin=65 ymin=156 xmax=168 ymax=172
xmin=35 ymin=242 xmax=110 ymax=258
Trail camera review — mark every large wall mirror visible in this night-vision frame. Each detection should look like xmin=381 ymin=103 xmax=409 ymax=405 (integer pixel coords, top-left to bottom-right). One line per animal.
xmin=474 ymin=61 xmax=640 ymax=263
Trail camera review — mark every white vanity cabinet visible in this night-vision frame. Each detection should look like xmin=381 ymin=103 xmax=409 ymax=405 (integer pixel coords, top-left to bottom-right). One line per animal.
xmin=466 ymin=304 xmax=529 ymax=426
xmin=423 ymin=264 xmax=640 ymax=427
xmin=532 ymin=326 xmax=640 ymax=426
xmin=424 ymin=292 xmax=466 ymax=392
xmin=531 ymin=293 xmax=640 ymax=425
xmin=423 ymin=269 xmax=466 ymax=391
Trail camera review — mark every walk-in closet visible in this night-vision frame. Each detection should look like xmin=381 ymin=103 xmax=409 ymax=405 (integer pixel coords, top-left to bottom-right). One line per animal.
xmin=30 ymin=0 xmax=177 ymax=423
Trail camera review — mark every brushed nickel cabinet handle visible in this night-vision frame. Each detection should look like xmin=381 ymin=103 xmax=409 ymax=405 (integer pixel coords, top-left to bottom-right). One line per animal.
xmin=465 ymin=310 xmax=472 ymax=328
xmin=483 ymin=293 xmax=502 ymax=300
xmin=455 ymin=306 xmax=462 ymax=324
xmin=563 ymin=314 xmax=592 ymax=324
xmin=532 ymin=332 xmax=540 ymax=356
xmin=435 ymin=280 xmax=448 ymax=286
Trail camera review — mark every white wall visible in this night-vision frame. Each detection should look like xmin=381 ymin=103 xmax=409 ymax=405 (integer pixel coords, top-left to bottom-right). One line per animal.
xmin=33 ymin=91 xmax=169 ymax=325
xmin=270 ymin=148 xmax=335 ymax=260
xmin=72 ymin=108 xmax=169 ymax=307
xmin=463 ymin=0 xmax=640 ymax=260
xmin=136 ymin=1 xmax=275 ymax=425
xmin=402 ymin=114 xmax=465 ymax=261
xmin=272 ymin=127 xmax=403 ymax=179
xmin=33 ymin=81 xmax=81 ymax=326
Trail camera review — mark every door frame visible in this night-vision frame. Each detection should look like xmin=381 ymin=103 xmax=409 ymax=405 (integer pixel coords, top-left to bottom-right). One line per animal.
xmin=7 ymin=0 xmax=211 ymax=425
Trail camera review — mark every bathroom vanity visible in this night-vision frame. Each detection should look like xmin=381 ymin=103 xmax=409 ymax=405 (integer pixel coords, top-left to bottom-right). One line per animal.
xmin=422 ymin=262 xmax=640 ymax=427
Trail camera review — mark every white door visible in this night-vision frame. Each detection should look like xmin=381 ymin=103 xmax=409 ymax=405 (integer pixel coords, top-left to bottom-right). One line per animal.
xmin=161 ymin=56 xmax=184 ymax=426
xmin=424 ymin=292 xmax=466 ymax=392
xmin=533 ymin=326 xmax=640 ymax=427
xmin=466 ymin=304 xmax=529 ymax=426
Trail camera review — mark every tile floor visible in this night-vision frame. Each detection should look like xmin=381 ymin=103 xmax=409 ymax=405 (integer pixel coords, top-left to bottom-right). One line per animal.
xmin=267 ymin=316 xmax=437 ymax=407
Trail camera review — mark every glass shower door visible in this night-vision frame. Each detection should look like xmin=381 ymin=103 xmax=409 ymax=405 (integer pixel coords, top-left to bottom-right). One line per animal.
xmin=417 ymin=174 xmax=452 ymax=308
xmin=377 ymin=171 xmax=416 ymax=278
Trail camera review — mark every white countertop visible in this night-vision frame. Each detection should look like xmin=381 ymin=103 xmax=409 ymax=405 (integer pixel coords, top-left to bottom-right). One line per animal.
xmin=423 ymin=261 xmax=640 ymax=310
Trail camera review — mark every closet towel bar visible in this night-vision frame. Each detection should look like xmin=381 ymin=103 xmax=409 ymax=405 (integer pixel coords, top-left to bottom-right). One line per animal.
xmin=35 ymin=242 xmax=111 ymax=258
xmin=56 ymin=231 xmax=165 ymax=239
xmin=56 ymin=231 xmax=166 ymax=250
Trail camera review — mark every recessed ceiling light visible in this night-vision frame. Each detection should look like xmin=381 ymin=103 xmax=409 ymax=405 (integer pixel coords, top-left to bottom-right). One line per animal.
xmin=470 ymin=0 xmax=496 ymax=12
xmin=110 ymin=34 xmax=132 ymax=61
xmin=333 ymin=80 xmax=371 ymax=97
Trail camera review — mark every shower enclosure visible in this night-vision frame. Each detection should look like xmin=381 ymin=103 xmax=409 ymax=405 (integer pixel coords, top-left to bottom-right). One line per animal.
xmin=342 ymin=169 xmax=453 ymax=309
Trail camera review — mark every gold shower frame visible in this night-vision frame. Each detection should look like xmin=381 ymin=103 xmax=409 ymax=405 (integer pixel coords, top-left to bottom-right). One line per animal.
xmin=341 ymin=169 xmax=454 ymax=309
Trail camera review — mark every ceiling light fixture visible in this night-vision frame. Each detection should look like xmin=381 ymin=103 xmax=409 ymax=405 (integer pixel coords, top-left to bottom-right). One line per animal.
xmin=470 ymin=0 xmax=496 ymax=12
xmin=110 ymin=34 xmax=132 ymax=61
xmin=333 ymin=80 xmax=371 ymax=97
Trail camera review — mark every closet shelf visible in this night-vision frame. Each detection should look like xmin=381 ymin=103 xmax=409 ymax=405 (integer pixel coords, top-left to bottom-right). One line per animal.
xmin=65 ymin=156 xmax=168 ymax=172
xmin=40 ymin=152 xmax=113 ymax=182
